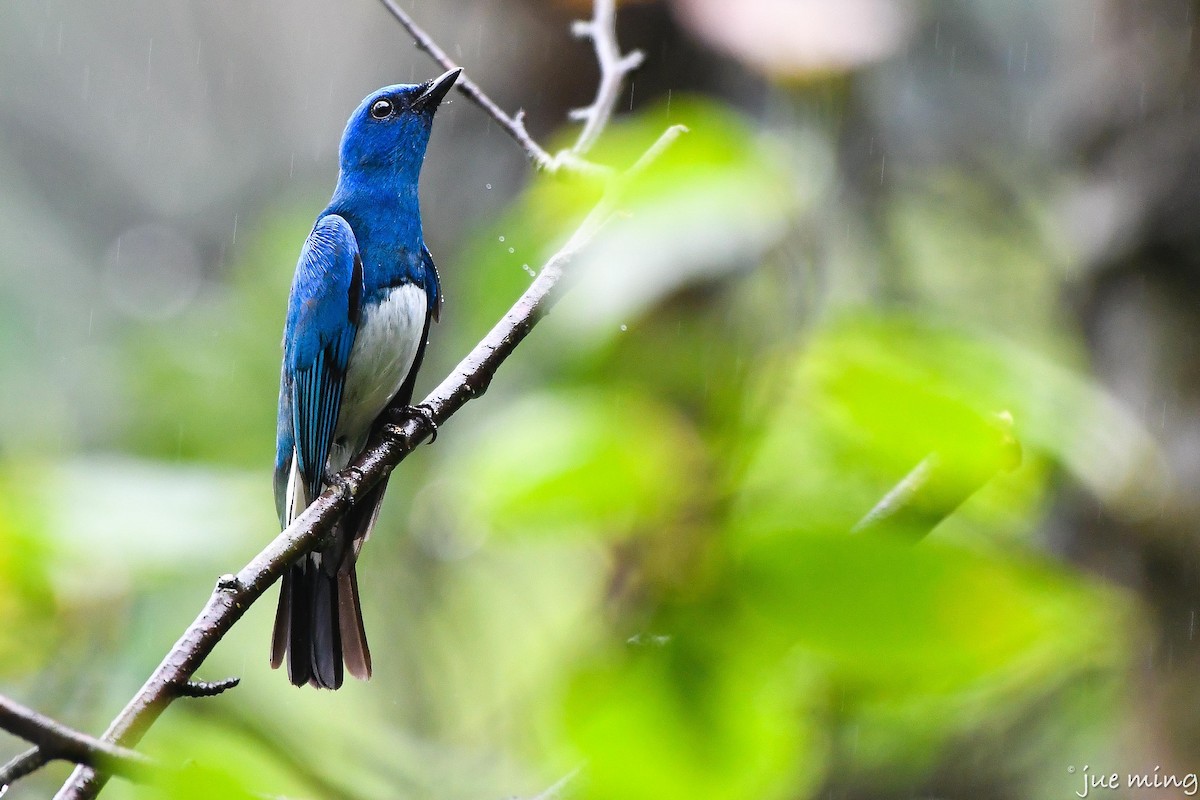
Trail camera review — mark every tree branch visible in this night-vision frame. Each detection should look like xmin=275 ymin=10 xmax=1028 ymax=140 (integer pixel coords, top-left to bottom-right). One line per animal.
xmin=568 ymin=0 xmax=645 ymax=156
xmin=376 ymin=0 xmax=641 ymax=175
xmin=376 ymin=0 xmax=553 ymax=167
xmin=50 ymin=3 xmax=678 ymax=797
xmin=0 ymin=694 xmax=151 ymax=795
xmin=0 ymin=748 xmax=49 ymax=796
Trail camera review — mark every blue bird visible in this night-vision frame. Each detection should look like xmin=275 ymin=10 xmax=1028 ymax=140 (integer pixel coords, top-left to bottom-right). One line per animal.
xmin=271 ymin=68 xmax=460 ymax=689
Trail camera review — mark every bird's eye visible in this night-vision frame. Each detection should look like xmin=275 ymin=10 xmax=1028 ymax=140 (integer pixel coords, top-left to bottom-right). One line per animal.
xmin=369 ymin=99 xmax=394 ymax=120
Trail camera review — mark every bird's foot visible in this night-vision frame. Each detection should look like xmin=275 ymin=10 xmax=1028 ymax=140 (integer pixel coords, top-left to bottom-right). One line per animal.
xmin=326 ymin=466 xmax=364 ymax=501
xmin=387 ymin=403 xmax=439 ymax=445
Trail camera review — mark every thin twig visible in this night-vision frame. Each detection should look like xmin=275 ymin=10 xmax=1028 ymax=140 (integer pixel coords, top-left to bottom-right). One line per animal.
xmin=376 ymin=0 xmax=573 ymax=173
xmin=0 ymin=748 xmax=49 ymax=796
xmin=376 ymin=0 xmax=639 ymax=176
xmin=569 ymin=0 xmax=645 ymax=156
xmin=0 ymin=694 xmax=151 ymax=792
xmin=376 ymin=0 xmax=556 ymax=168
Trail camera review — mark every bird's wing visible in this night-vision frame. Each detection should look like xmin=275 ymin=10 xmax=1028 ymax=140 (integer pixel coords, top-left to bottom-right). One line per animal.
xmin=273 ymin=366 xmax=296 ymax=526
xmin=276 ymin=214 xmax=364 ymax=508
xmin=421 ymin=243 xmax=442 ymax=323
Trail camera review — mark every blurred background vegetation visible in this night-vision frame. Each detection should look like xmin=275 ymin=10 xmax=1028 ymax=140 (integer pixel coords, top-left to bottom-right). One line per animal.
xmin=1 ymin=0 xmax=1197 ymax=797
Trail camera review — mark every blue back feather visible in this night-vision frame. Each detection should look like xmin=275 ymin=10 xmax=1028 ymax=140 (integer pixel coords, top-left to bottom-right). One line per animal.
xmin=273 ymin=81 xmax=446 ymax=521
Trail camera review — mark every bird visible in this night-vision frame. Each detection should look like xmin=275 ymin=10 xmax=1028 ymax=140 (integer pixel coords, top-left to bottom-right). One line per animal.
xmin=271 ymin=68 xmax=461 ymax=689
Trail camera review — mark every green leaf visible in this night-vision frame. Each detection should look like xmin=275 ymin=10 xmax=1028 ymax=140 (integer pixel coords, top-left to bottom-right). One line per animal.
xmin=732 ymin=313 xmax=1168 ymax=540
xmin=447 ymin=390 xmax=706 ymax=541
xmin=565 ymin=636 xmax=820 ymax=800
xmin=0 ymin=463 xmax=57 ymax=677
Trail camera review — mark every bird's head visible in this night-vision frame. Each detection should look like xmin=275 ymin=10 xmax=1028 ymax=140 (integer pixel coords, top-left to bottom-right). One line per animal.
xmin=338 ymin=68 xmax=461 ymax=176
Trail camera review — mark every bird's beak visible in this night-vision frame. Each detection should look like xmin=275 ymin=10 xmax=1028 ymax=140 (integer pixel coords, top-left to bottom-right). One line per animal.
xmin=412 ymin=68 xmax=462 ymax=114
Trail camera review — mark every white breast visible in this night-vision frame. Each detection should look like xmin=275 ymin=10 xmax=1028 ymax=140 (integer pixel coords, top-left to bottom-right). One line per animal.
xmin=329 ymin=283 xmax=428 ymax=469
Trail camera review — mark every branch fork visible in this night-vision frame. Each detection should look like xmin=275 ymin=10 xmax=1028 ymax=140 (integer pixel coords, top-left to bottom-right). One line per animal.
xmin=379 ymin=0 xmax=644 ymax=176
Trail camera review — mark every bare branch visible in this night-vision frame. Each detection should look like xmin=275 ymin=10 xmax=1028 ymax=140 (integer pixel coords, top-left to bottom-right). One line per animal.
xmin=376 ymin=0 xmax=642 ymax=176
xmin=569 ymin=0 xmax=645 ymax=156
xmin=0 ymin=694 xmax=151 ymax=794
xmin=376 ymin=0 xmax=607 ymax=176
xmin=0 ymin=748 xmax=49 ymax=796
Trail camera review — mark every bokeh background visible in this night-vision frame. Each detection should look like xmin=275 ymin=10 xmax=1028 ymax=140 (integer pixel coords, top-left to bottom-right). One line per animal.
xmin=2 ymin=0 xmax=1198 ymax=797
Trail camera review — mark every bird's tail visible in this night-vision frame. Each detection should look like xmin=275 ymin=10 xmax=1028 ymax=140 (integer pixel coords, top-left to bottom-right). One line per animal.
xmin=270 ymin=479 xmax=386 ymax=689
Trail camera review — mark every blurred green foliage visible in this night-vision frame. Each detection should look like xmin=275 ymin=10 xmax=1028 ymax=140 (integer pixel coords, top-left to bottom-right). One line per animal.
xmin=121 ymin=213 xmax=303 ymax=467
xmin=451 ymin=390 xmax=706 ymax=541
xmin=0 ymin=466 xmax=57 ymax=680
xmin=403 ymin=99 xmax=1136 ymax=800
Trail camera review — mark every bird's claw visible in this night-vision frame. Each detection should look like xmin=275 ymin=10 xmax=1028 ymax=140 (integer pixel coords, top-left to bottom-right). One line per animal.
xmin=326 ymin=466 xmax=364 ymax=500
xmin=388 ymin=403 xmax=439 ymax=444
